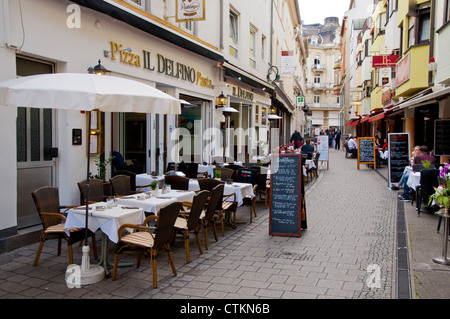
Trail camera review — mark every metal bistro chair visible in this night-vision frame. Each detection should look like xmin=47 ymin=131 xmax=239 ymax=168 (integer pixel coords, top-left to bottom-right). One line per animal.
xmin=415 ymin=169 xmax=440 ymax=216
xmin=173 ymin=190 xmax=209 ymax=263
xmin=31 ymin=186 xmax=98 ymax=266
xmin=112 ymin=201 xmax=183 ymax=288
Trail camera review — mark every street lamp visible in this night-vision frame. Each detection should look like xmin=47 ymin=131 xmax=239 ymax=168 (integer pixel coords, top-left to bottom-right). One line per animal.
xmin=266 ymin=107 xmax=281 ymax=153
xmin=87 ymin=59 xmax=111 ymax=76
xmin=216 ymin=92 xmax=238 ymax=163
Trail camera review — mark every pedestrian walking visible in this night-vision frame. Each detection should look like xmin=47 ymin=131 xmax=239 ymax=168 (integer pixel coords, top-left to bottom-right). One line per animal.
xmin=335 ymin=128 xmax=341 ymax=150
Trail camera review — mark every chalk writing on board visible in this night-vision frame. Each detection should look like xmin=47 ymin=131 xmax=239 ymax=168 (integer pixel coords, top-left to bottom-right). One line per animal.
xmin=270 ymin=154 xmax=301 ymax=237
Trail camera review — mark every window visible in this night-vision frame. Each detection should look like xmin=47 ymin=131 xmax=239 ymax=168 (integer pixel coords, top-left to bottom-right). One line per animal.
xmin=261 ymin=35 xmax=266 ymax=60
xmin=408 ymin=17 xmax=415 ymax=48
xmin=229 ymin=10 xmax=239 ymax=58
xmin=314 ymin=55 xmax=321 ymax=66
xmin=249 ymin=28 xmax=256 ymax=68
xmin=314 ymin=95 xmax=320 ymax=104
xmin=417 ymin=8 xmax=430 ymax=43
xmin=314 ymin=73 xmax=321 ymax=84
xmin=377 ymin=12 xmax=386 ymax=35
xmin=125 ymin=0 xmax=144 ymax=8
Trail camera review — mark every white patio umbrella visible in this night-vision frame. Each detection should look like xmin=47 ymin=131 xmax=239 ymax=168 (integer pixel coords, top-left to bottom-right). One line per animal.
xmin=0 ymin=72 xmax=181 ymax=285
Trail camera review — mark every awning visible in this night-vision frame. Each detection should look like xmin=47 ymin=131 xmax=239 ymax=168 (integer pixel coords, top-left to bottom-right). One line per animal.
xmin=360 ymin=115 xmax=370 ymax=123
xmin=70 ymin=0 xmax=226 ymax=63
xmin=396 ymin=86 xmax=450 ymax=110
xmin=352 ymin=120 xmax=360 ymax=126
xmin=345 ymin=120 xmax=355 ymax=127
xmin=223 ymin=62 xmax=275 ymax=95
xmin=369 ymin=112 xmax=385 ymax=122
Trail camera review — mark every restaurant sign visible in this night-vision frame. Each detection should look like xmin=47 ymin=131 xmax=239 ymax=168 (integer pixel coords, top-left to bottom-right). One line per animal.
xmin=382 ymin=89 xmax=392 ymax=106
xmin=231 ymin=86 xmax=254 ymax=101
xmin=108 ymin=41 xmax=213 ymax=89
xmin=176 ymin=0 xmax=206 ymax=22
xmin=396 ymin=54 xmax=410 ymax=87
xmin=372 ymin=55 xmax=399 ymax=68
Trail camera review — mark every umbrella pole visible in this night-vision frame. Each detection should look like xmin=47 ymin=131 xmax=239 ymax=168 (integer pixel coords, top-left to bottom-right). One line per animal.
xmin=65 ymin=110 xmax=104 ymax=287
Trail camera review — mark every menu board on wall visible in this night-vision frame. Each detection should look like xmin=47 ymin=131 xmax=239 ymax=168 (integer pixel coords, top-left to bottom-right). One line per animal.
xmin=435 ymin=120 xmax=450 ymax=156
xmin=357 ymin=137 xmax=376 ymax=170
xmin=270 ymin=154 xmax=302 ymax=237
xmin=388 ymin=133 xmax=410 ymax=188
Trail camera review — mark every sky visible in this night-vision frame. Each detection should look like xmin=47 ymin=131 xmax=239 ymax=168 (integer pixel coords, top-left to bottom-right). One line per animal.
xmin=298 ymin=0 xmax=350 ymax=25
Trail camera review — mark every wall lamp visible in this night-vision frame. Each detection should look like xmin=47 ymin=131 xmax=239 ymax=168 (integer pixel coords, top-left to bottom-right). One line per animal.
xmin=87 ymin=59 xmax=111 ymax=76
xmin=267 ymin=65 xmax=282 ymax=82
xmin=103 ymin=47 xmax=132 ymax=58
xmin=215 ymin=92 xmax=228 ymax=108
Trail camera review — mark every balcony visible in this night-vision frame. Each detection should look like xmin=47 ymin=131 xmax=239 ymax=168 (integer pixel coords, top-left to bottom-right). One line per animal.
xmin=306 ymin=83 xmax=331 ymax=91
xmin=307 ymin=102 xmax=340 ymax=109
xmin=311 ymin=64 xmax=327 ymax=72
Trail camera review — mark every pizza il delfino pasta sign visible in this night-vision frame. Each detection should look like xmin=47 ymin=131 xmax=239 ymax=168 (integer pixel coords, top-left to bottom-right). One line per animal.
xmin=176 ymin=0 xmax=206 ymax=22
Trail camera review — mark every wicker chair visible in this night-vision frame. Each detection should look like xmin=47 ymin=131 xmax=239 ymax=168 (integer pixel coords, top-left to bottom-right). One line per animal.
xmin=110 ymin=175 xmax=134 ymax=196
xmin=201 ymin=184 xmax=224 ymax=250
xmin=174 ymin=190 xmax=209 ymax=262
xmin=164 ymin=175 xmax=190 ymax=190
xmin=77 ymin=179 xmax=106 ymax=204
xmin=197 ymin=178 xmax=235 ymax=235
xmin=113 ymin=170 xmax=137 ymax=191
xmin=31 ymin=186 xmax=98 ymax=266
xmin=213 ymin=167 xmax=234 ymax=181
xmin=112 ymin=201 xmax=182 ymax=288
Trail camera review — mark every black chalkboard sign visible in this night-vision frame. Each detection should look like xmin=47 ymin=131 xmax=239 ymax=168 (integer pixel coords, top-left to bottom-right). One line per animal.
xmin=270 ymin=153 xmax=302 ymax=237
xmin=357 ymin=137 xmax=376 ymax=170
xmin=435 ymin=120 xmax=450 ymax=156
xmin=388 ymin=133 xmax=410 ymax=188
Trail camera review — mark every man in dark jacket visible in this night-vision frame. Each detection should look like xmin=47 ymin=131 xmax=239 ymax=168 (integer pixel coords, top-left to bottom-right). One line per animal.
xmin=301 ymin=139 xmax=315 ymax=159
xmin=290 ymin=130 xmax=304 ymax=149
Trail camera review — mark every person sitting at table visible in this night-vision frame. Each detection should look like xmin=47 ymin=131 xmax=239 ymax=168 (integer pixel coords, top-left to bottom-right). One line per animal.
xmin=348 ymin=136 xmax=358 ymax=157
xmin=381 ymin=138 xmax=388 ymax=152
xmin=391 ymin=145 xmax=420 ymax=191
xmin=413 ymin=145 xmax=436 ymax=165
xmin=301 ymin=139 xmax=315 ymax=159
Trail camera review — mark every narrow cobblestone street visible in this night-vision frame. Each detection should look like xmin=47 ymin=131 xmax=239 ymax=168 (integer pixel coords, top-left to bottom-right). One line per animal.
xmin=0 ymin=148 xmax=399 ymax=300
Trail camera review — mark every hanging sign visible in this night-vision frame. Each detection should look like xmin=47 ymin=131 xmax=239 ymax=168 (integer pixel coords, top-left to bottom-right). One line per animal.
xmin=176 ymin=0 xmax=206 ymax=22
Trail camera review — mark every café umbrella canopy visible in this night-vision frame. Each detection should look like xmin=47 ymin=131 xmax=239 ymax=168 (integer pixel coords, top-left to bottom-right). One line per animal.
xmin=0 ymin=72 xmax=181 ymax=284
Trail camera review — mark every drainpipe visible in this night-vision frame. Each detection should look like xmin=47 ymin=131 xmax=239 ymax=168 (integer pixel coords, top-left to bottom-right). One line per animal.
xmin=270 ymin=0 xmax=273 ymax=66
xmin=220 ymin=0 xmax=223 ymax=50
xmin=428 ymin=0 xmax=436 ymax=86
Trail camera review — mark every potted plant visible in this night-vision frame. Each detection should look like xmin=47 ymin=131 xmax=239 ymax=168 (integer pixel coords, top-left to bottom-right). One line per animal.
xmin=150 ymin=180 xmax=158 ymax=196
xmin=90 ymin=155 xmax=115 ymax=181
xmin=429 ymin=163 xmax=450 ymax=213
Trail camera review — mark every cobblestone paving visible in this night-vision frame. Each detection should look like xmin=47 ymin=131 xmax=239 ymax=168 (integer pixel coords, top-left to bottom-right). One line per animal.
xmin=0 ymin=148 xmax=397 ymax=299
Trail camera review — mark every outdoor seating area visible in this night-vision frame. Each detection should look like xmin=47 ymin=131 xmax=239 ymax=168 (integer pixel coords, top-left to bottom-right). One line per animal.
xmin=27 ymin=155 xmax=319 ymax=288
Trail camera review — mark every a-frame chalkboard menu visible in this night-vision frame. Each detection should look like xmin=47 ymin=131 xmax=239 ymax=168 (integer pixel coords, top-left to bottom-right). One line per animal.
xmin=270 ymin=153 xmax=303 ymax=237
xmin=357 ymin=137 xmax=376 ymax=170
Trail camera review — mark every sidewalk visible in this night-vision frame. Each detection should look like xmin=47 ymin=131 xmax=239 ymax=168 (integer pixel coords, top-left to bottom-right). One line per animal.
xmin=1 ymin=148 xmax=450 ymax=300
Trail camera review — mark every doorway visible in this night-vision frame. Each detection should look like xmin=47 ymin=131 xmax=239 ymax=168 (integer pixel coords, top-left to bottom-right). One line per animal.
xmin=16 ymin=56 xmax=56 ymax=229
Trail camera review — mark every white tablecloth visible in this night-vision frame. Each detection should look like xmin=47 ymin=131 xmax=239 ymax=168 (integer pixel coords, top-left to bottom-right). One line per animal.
xmin=197 ymin=164 xmax=215 ymax=177
xmin=407 ymin=172 xmax=421 ymax=190
xmin=379 ymin=150 xmax=389 ymax=160
xmin=64 ymin=202 xmax=144 ymax=243
xmin=115 ymin=189 xmax=195 ymax=214
xmin=305 ymin=160 xmax=316 ymax=169
xmin=188 ymin=180 xmax=253 ymax=206
xmin=136 ymin=173 xmax=165 ymax=190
